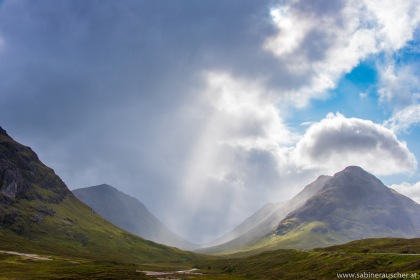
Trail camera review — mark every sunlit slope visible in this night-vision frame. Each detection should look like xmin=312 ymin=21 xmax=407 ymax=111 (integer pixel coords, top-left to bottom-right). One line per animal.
xmin=0 ymin=127 xmax=197 ymax=264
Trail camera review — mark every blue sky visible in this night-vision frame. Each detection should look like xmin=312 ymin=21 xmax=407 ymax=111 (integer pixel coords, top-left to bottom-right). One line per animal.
xmin=0 ymin=0 xmax=420 ymax=243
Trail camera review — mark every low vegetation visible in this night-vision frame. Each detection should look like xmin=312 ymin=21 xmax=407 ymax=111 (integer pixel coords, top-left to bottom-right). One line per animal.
xmin=1 ymin=237 xmax=420 ymax=279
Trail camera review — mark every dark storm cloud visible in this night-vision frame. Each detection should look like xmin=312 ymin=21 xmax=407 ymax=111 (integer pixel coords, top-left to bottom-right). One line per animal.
xmin=0 ymin=0 xmax=287 ymax=137
xmin=0 ymin=0 xmax=284 ymax=241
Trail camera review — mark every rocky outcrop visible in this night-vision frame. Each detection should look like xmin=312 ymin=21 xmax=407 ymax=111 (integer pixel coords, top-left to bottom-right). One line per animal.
xmin=0 ymin=160 xmax=29 ymax=202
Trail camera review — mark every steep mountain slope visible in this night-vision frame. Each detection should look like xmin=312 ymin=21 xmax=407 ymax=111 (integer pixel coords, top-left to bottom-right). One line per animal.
xmin=254 ymin=166 xmax=420 ymax=251
xmin=199 ymin=175 xmax=332 ymax=253
xmin=0 ymin=127 xmax=197 ymax=263
xmin=73 ymin=184 xmax=195 ymax=249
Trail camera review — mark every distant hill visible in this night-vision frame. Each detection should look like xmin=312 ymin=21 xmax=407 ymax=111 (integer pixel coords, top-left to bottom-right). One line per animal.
xmin=201 ymin=166 xmax=420 ymax=254
xmin=0 ymin=126 xmax=197 ymax=264
xmin=73 ymin=184 xmax=196 ymax=250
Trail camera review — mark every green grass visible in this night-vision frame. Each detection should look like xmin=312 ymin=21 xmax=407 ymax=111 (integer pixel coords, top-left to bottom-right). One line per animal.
xmin=0 ymin=253 xmax=149 ymax=279
xmin=194 ymin=240 xmax=420 ymax=280
xmin=2 ymin=235 xmax=420 ymax=279
xmin=317 ymin=237 xmax=420 ymax=254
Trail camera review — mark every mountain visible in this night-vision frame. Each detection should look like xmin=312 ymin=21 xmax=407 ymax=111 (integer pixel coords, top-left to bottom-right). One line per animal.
xmin=201 ymin=166 xmax=420 ymax=254
xmin=199 ymin=175 xmax=332 ymax=253
xmin=270 ymin=166 xmax=420 ymax=249
xmin=73 ymin=184 xmax=196 ymax=250
xmin=0 ymin=126 xmax=197 ymax=263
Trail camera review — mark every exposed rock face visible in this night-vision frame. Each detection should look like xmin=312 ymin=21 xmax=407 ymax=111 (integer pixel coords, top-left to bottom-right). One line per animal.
xmin=0 ymin=160 xmax=29 ymax=202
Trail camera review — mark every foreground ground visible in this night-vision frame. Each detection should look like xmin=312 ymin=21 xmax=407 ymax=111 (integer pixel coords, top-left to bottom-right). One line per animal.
xmin=0 ymin=238 xmax=419 ymax=279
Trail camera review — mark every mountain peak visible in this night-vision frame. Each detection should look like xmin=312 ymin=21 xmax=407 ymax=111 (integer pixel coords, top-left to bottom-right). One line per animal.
xmin=329 ymin=166 xmax=384 ymax=192
xmin=343 ymin=165 xmax=365 ymax=172
xmin=89 ymin=184 xmax=117 ymax=191
xmin=341 ymin=166 xmax=373 ymax=176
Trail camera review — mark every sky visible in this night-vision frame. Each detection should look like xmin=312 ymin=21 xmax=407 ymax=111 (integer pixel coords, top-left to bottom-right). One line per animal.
xmin=0 ymin=0 xmax=420 ymax=243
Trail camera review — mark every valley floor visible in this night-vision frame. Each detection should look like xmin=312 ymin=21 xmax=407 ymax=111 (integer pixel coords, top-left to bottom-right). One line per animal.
xmin=1 ymin=238 xmax=420 ymax=280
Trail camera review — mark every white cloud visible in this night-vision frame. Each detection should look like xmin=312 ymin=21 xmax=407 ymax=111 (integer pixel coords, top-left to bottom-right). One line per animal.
xmin=265 ymin=6 xmax=311 ymax=58
xmin=363 ymin=0 xmax=420 ymax=51
xmin=292 ymin=113 xmax=417 ymax=176
xmin=384 ymin=103 xmax=420 ymax=133
xmin=377 ymin=63 xmax=420 ymax=107
xmin=390 ymin=182 xmax=420 ymax=204
xmin=264 ymin=0 xmax=420 ymax=107
xmin=379 ymin=63 xmax=420 ymax=133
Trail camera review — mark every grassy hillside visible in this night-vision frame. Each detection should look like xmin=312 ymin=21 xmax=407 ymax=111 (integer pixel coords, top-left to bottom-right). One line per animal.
xmin=1 ymin=234 xmax=420 ymax=279
xmin=0 ymin=196 xmax=198 ymax=264
xmin=317 ymin=237 xmax=420 ymax=254
xmin=195 ymin=238 xmax=420 ymax=280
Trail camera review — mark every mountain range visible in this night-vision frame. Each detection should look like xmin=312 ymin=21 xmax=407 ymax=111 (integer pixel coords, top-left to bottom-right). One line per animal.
xmin=199 ymin=166 xmax=420 ymax=254
xmin=73 ymin=184 xmax=195 ymax=249
xmin=2 ymin=124 xmax=420 ymax=260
